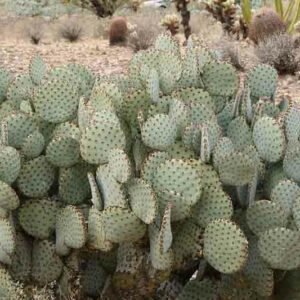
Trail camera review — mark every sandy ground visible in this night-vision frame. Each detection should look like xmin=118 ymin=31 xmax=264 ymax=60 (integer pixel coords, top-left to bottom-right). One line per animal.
xmin=0 ymin=39 xmax=133 ymax=76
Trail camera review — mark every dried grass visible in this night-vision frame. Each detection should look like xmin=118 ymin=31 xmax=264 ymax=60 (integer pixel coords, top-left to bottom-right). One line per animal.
xmin=26 ymin=19 xmax=44 ymax=45
xmin=256 ymin=33 xmax=299 ymax=74
xmin=220 ymin=42 xmax=244 ymax=70
xmin=127 ymin=14 xmax=163 ymax=52
xmin=190 ymin=11 xmax=223 ymax=47
xmin=59 ymin=18 xmax=84 ymax=42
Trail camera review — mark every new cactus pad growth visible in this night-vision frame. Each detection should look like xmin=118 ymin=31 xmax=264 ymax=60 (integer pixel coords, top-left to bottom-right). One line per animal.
xmin=0 ymin=33 xmax=299 ymax=299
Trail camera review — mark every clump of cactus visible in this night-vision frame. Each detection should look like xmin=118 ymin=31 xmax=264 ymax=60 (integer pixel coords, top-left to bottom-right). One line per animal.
xmin=160 ymin=14 xmax=181 ymax=35
xmin=0 ymin=33 xmax=300 ymax=299
xmin=202 ymin=0 xmax=248 ymax=39
xmin=174 ymin=0 xmax=192 ymax=40
xmin=248 ymin=7 xmax=286 ymax=44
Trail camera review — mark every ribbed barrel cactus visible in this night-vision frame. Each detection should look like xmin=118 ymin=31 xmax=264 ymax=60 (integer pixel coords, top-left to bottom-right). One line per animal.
xmin=0 ymin=33 xmax=299 ymax=299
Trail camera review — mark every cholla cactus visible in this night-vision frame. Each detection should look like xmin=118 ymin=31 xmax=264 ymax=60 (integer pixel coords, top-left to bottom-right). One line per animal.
xmin=174 ymin=0 xmax=191 ymax=40
xmin=0 ymin=33 xmax=300 ymax=299
xmin=127 ymin=22 xmax=138 ymax=33
xmin=203 ymin=0 xmax=248 ymax=38
xmin=160 ymin=14 xmax=181 ymax=35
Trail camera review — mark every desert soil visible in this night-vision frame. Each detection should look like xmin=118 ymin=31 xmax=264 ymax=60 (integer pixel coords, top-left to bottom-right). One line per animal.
xmin=0 ymin=14 xmax=299 ymax=101
xmin=0 ymin=39 xmax=133 ymax=76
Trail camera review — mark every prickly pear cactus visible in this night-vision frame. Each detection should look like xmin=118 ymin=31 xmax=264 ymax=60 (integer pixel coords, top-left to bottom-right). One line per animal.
xmin=0 ymin=34 xmax=299 ymax=299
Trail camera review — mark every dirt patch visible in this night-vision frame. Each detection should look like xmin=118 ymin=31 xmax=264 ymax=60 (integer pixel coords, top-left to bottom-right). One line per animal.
xmin=0 ymin=39 xmax=133 ymax=76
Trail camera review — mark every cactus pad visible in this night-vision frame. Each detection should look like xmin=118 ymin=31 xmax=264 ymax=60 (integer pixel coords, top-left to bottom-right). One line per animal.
xmin=80 ymin=110 xmax=126 ymax=164
xmin=253 ymin=116 xmax=285 ymax=162
xmin=158 ymin=52 xmax=182 ymax=94
xmin=18 ymin=199 xmax=58 ymax=239
xmin=101 ymin=207 xmax=147 ymax=243
xmin=168 ymin=99 xmax=188 ymax=137
xmin=246 ymin=200 xmax=288 ymax=236
xmin=167 ymin=141 xmax=195 ymax=159
xmin=195 ymin=185 xmax=233 ymax=227
xmin=96 ymin=164 xmax=126 ymax=208
xmin=0 ymin=218 xmax=15 ymax=265
xmin=88 ymin=207 xmax=113 ymax=251
xmin=153 ymin=159 xmax=202 ymax=221
xmin=203 ymin=62 xmax=238 ymax=96
xmin=56 ymin=206 xmax=87 ymax=255
xmin=59 ymin=163 xmax=91 ymax=205
xmin=4 ymin=112 xmax=39 ymax=149
xmin=17 ymin=156 xmax=55 ymax=198
xmin=173 ymin=220 xmax=202 ymax=268
xmin=177 ymin=279 xmax=218 ymax=300
xmin=204 ymin=219 xmax=248 ymax=273
xmin=46 ymin=136 xmax=80 ymax=167
xmin=141 ymin=151 xmax=171 ymax=185
xmin=246 ymin=64 xmax=277 ymax=99
xmin=29 ymin=55 xmax=47 ymax=85
xmin=244 ymin=240 xmax=274 ymax=297
xmin=0 ymin=181 xmax=19 ymax=212
xmin=158 ymin=203 xmax=173 ymax=254
xmin=283 ymin=141 xmax=300 ymax=182
xmin=0 ymin=267 xmax=24 ymax=299
xmin=67 ymin=63 xmax=95 ymax=97
xmin=128 ymin=179 xmax=157 ymax=224
xmin=258 ymin=227 xmax=300 ymax=270
xmin=9 ymin=233 xmax=32 ymax=282
xmin=149 ymin=223 xmax=173 ymax=270
xmin=108 ymin=149 xmax=131 ymax=183
xmin=218 ymin=152 xmax=256 ymax=186
xmin=284 ymin=102 xmax=300 ymax=143
xmin=34 ymin=77 xmax=80 ymax=123
xmin=270 ymin=179 xmax=300 ymax=217
xmin=179 ymin=47 xmax=199 ymax=89
xmin=32 ymin=240 xmax=63 ymax=285
xmin=213 ymin=137 xmax=235 ymax=170
xmin=21 ymin=130 xmax=45 ymax=158
xmin=0 ymin=145 xmax=21 ymax=184
xmin=227 ymin=116 xmax=253 ymax=151
xmin=7 ymin=74 xmax=33 ymax=109
xmin=147 ymin=69 xmax=160 ymax=103
xmin=0 ymin=68 xmax=12 ymax=103
xmin=188 ymin=101 xmax=216 ymax=124
xmin=154 ymin=33 xmax=180 ymax=56
xmin=141 ymin=114 xmax=177 ymax=150
xmin=292 ymin=197 xmax=300 ymax=230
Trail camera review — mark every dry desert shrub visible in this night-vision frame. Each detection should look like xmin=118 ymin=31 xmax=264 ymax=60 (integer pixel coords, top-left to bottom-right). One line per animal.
xmin=255 ymin=33 xmax=299 ymax=74
xmin=93 ymin=18 xmax=110 ymax=39
xmin=127 ymin=14 xmax=163 ymax=51
xmin=59 ymin=19 xmax=84 ymax=42
xmin=26 ymin=20 xmax=44 ymax=45
xmin=219 ymin=41 xmax=244 ymax=70
xmin=190 ymin=11 xmax=223 ymax=47
xmin=22 ymin=17 xmax=48 ymax=45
